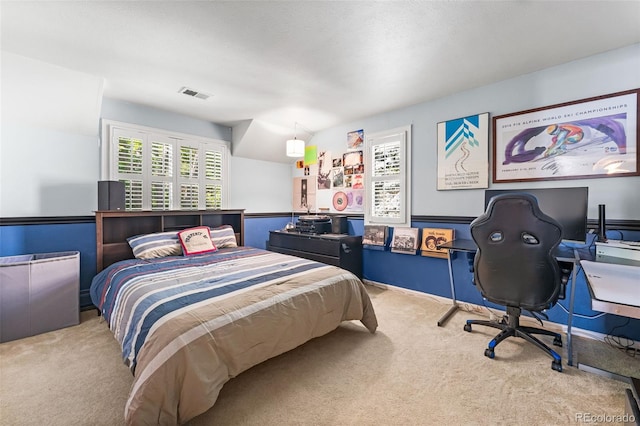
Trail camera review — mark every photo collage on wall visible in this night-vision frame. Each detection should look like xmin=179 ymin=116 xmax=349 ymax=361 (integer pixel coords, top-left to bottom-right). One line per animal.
xmin=292 ymin=129 xmax=365 ymax=213
xmin=331 ymin=129 xmax=365 ymax=213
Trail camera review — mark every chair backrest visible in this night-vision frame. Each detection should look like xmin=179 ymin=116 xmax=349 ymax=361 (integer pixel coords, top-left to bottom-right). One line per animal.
xmin=470 ymin=193 xmax=563 ymax=311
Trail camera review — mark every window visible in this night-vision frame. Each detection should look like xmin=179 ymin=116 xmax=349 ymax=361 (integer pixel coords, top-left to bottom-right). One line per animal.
xmin=364 ymin=126 xmax=411 ymax=227
xmin=101 ymin=120 xmax=229 ymax=211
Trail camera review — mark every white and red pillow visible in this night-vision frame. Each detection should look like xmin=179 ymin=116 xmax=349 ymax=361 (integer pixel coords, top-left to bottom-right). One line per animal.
xmin=177 ymin=226 xmax=217 ymax=256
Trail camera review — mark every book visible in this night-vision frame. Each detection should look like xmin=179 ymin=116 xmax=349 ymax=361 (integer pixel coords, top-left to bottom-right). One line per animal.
xmin=421 ymin=228 xmax=454 ymax=259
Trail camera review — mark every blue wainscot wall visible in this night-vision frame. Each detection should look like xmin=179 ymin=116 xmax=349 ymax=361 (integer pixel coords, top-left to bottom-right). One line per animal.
xmin=0 ymin=221 xmax=97 ymax=307
xmin=354 ymin=218 xmax=640 ymax=343
xmin=1 ymin=216 xmax=638 ymax=341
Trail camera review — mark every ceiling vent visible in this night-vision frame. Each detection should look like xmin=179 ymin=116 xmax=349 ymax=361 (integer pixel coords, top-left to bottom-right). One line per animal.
xmin=178 ymin=87 xmax=211 ymax=100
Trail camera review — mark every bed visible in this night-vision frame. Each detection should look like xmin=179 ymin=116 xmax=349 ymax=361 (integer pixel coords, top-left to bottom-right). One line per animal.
xmin=90 ymin=219 xmax=377 ymax=425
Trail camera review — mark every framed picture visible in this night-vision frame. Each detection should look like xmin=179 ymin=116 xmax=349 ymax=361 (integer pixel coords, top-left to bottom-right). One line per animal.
xmin=437 ymin=113 xmax=489 ymax=190
xmin=343 ymin=150 xmax=363 ymax=167
xmin=390 ymin=227 xmax=419 ymax=255
xmin=420 ymin=228 xmax=454 ymax=259
xmin=493 ymin=89 xmax=639 ymax=183
xmin=363 ymin=225 xmax=388 ymax=246
xmin=347 ymin=129 xmax=364 ymax=149
xmin=292 ymin=177 xmax=316 ymax=213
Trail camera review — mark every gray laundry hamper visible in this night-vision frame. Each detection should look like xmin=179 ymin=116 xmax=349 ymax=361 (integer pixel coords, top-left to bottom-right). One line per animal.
xmin=0 ymin=251 xmax=80 ymax=343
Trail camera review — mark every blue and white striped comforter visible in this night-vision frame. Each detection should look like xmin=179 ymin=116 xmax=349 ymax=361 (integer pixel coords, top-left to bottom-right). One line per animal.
xmin=90 ymin=246 xmax=377 ymax=425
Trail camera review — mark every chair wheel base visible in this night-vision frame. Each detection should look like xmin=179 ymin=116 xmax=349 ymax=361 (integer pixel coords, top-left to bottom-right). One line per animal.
xmin=466 ymin=312 xmax=564 ymax=371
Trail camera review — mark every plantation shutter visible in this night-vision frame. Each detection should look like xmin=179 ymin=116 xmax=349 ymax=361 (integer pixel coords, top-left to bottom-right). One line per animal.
xmin=178 ymin=143 xmax=200 ymax=209
xmin=150 ymin=137 xmax=173 ymax=210
xmin=204 ymin=148 xmax=223 ymax=209
xmin=113 ymin=130 xmax=144 ymax=210
xmin=104 ymin=121 xmax=229 ymax=210
xmin=372 ymin=139 xmax=402 ymax=220
xmin=365 ymin=126 xmax=411 ymax=226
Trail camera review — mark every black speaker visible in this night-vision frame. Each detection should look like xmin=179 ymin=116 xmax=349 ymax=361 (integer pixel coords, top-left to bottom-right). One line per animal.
xmin=597 ymin=204 xmax=607 ymax=242
xmin=98 ymin=181 xmax=125 ymax=211
xmin=332 ymin=215 xmax=349 ymax=234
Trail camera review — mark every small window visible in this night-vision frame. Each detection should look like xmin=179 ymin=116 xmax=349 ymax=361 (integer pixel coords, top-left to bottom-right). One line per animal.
xmin=364 ymin=126 xmax=412 ymax=227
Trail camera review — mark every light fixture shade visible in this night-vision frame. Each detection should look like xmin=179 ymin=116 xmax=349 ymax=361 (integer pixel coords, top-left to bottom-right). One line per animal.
xmin=286 ymin=138 xmax=305 ymax=157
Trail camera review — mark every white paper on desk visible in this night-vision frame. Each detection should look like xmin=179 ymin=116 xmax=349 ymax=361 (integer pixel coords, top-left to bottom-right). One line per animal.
xmin=580 ymin=260 xmax=640 ymax=306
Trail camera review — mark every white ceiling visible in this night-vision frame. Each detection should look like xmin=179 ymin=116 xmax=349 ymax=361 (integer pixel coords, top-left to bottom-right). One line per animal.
xmin=2 ymin=1 xmax=639 ymax=163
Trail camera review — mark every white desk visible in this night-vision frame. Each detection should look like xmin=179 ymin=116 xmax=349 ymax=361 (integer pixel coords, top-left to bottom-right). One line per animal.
xmin=580 ymin=259 xmax=640 ymax=318
xmin=576 ymin=257 xmax=640 ymax=389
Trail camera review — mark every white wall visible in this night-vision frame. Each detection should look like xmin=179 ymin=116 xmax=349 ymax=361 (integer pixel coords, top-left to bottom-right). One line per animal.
xmin=1 ymin=124 xmax=100 ymax=216
xmin=100 ymin=98 xmax=231 ymax=142
xmin=2 ymin=45 xmax=639 ymax=218
xmin=228 ymin=156 xmax=293 ymax=213
xmin=0 ymin=52 xmax=292 ymax=217
xmin=1 ymin=52 xmax=104 ymax=217
xmin=306 ymin=44 xmax=640 ymax=220
xmin=101 ymin=98 xmax=292 ymax=214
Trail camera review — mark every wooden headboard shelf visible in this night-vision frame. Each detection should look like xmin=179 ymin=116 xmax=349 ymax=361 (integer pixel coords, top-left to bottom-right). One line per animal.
xmin=95 ymin=209 xmax=245 ymax=272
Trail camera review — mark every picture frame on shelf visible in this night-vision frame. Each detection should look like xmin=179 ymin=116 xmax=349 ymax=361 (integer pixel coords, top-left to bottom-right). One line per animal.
xmin=420 ymin=228 xmax=454 ymax=259
xmin=390 ymin=227 xmax=420 ymax=255
xmin=363 ymin=225 xmax=388 ymax=247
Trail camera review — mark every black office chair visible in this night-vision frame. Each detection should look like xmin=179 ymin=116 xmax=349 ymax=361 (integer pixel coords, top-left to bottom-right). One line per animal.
xmin=463 ymin=193 xmax=571 ymax=372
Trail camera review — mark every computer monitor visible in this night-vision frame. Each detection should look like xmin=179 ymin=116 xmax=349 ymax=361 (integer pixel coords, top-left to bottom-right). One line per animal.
xmin=484 ymin=187 xmax=589 ymax=244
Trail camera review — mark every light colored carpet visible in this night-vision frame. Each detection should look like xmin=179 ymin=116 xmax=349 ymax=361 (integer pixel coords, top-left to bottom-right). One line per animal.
xmin=0 ymin=285 xmax=637 ymax=425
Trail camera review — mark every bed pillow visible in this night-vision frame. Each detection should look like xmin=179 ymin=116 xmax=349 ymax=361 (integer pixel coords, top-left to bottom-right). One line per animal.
xmin=210 ymin=225 xmax=238 ymax=248
xmin=178 ymin=226 xmax=217 ymax=255
xmin=127 ymin=231 xmax=183 ymax=259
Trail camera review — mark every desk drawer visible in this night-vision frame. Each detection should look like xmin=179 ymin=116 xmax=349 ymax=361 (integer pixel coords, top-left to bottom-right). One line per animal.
xmin=268 ymin=233 xmax=340 ymax=257
xmin=268 ymin=246 xmax=340 ymax=267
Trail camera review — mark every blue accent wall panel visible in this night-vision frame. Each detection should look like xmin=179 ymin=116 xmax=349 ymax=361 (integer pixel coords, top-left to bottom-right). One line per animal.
xmin=1 ymin=217 xmax=638 ymax=341
xmin=422 ymin=226 xmax=640 ymax=342
xmin=0 ymin=223 xmax=97 ymax=308
xmin=244 ymin=217 xmax=291 ymax=249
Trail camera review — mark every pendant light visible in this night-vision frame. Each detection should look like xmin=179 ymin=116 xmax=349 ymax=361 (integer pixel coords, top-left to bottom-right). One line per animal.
xmin=286 ymin=122 xmax=305 ymax=157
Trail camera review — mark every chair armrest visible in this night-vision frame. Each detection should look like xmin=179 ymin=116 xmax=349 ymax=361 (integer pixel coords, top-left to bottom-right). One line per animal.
xmin=466 ymin=252 xmax=476 ymax=284
xmin=466 ymin=252 xmax=475 ymax=272
xmin=557 ymin=261 xmax=574 ymax=300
